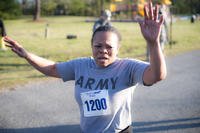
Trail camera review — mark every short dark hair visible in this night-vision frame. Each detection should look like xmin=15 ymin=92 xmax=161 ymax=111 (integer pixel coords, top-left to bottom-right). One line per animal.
xmin=91 ymin=26 xmax=122 ymax=44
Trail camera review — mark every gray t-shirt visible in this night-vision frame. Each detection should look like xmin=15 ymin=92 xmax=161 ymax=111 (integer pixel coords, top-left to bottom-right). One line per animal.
xmin=56 ymin=57 xmax=149 ymax=133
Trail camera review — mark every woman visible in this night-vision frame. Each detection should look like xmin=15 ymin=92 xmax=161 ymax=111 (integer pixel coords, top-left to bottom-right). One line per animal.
xmin=4 ymin=1 xmax=166 ymax=132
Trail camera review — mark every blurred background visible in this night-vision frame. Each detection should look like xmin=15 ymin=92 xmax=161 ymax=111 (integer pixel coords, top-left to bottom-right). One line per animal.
xmin=0 ymin=0 xmax=200 ymax=90
xmin=0 ymin=0 xmax=199 ymax=20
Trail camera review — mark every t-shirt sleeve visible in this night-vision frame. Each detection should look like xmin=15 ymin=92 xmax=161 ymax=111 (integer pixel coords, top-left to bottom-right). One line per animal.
xmin=56 ymin=60 xmax=76 ymax=82
xmin=129 ymin=59 xmax=149 ymax=85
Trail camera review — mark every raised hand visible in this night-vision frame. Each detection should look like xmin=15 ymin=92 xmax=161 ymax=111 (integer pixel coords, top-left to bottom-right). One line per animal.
xmin=4 ymin=36 xmax=28 ymax=58
xmin=139 ymin=0 xmax=164 ymax=45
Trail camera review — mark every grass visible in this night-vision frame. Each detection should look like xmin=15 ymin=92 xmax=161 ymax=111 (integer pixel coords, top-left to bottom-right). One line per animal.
xmin=0 ymin=16 xmax=200 ymax=90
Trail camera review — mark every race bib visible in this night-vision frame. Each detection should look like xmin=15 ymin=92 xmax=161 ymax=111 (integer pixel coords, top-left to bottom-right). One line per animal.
xmin=81 ymin=90 xmax=111 ymax=117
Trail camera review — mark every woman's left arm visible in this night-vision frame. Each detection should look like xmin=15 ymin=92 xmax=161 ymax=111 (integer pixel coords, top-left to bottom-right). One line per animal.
xmin=139 ymin=0 xmax=167 ymax=85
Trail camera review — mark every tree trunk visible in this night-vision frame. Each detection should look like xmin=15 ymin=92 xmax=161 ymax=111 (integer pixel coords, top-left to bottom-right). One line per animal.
xmin=100 ymin=0 xmax=104 ymax=11
xmin=33 ymin=0 xmax=40 ymax=21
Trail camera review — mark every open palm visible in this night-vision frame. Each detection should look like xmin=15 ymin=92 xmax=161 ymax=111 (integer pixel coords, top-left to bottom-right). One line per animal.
xmin=139 ymin=0 xmax=164 ymax=45
xmin=4 ymin=36 xmax=28 ymax=58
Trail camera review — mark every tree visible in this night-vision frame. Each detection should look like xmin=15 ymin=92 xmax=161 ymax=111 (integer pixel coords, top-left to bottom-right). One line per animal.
xmin=41 ymin=0 xmax=57 ymax=15
xmin=33 ymin=0 xmax=41 ymax=21
xmin=0 ymin=0 xmax=21 ymax=19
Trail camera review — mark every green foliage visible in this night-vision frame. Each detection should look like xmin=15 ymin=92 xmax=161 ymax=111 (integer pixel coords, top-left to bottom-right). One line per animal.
xmin=2 ymin=0 xmax=199 ymax=20
xmin=0 ymin=0 xmax=22 ymax=19
xmin=39 ymin=0 xmax=200 ymax=17
xmin=41 ymin=0 xmax=57 ymax=15
xmin=173 ymin=0 xmax=200 ymax=14
xmin=40 ymin=0 xmax=100 ymax=16
xmin=67 ymin=0 xmax=86 ymax=16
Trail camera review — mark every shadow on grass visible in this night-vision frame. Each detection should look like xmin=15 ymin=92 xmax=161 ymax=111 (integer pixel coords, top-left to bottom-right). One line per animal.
xmin=0 ymin=63 xmax=33 ymax=74
xmin=0 ymin=124 xmax=81 ymax=133
xmin=27 ymin=75 xmax=45 ymax=78
xmin=0 ymin=63 xmax=30 ymax=67
xmin=132 ymin=117 xmax=200 ymax=132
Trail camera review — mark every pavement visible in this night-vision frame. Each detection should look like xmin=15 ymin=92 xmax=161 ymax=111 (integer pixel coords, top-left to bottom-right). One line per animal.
xmin=0 ymin=50 xmax=200 ymax=133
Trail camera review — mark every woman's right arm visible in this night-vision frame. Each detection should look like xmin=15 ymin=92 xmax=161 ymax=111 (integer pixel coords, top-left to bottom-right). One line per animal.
xmin=4 ymin=36 xmax=60 ymax=78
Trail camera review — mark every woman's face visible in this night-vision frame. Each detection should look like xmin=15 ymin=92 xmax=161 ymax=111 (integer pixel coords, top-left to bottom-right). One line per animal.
xmin=92 ymin=31 xmax=120 ymax=67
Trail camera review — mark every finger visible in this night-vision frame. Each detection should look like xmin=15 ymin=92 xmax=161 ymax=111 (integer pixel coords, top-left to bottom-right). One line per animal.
xmin=4 ymin=37 xmax=13 ymax=48
xmin=5 ymin=43 xmax=12 ymax=48
xmin=3 ymin=36 xmax=18 ymax=46
xmin=154 ymin=5 xmax=159 ymax=21
xmin=148 ymin=0 xmax=153 ymax=20
xmin=4 ymin=37 xmax=13 ymax=45
xmin=138 ymin=18 xmax=143 ymax=25
xmin=138 ymin=20 xmax=144 ymax=30
xmin=4 ymin=37 xmax=22 ymax=50
xmin=3 ymin=36 xmax=12 ymax=42
xmin=144 ymin=5 xmax=149 ymax=20
xmin=138 ymin=20 xmax=146 ymax=36
xmin=159 ymin=15 xmax=164 ymax=25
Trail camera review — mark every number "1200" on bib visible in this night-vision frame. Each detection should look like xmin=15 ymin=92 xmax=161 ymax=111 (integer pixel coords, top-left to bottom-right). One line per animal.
xmin=81 ymin=90 xmax=111 ymax=117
